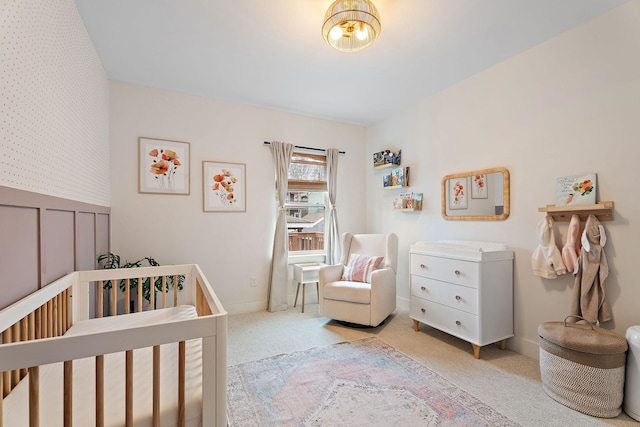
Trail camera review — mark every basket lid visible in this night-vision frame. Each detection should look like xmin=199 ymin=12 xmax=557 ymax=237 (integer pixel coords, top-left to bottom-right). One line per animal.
xmin=538 ymin=316 xmax=627 ymax=355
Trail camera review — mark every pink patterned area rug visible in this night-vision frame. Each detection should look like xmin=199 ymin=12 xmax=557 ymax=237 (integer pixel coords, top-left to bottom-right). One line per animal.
xmin=227 ymin=337 xmax=520 ymax=426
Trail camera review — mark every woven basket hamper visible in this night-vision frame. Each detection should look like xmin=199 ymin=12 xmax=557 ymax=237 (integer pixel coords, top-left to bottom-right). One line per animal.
xmin=538 ymin=316 xmax=628 ymax=418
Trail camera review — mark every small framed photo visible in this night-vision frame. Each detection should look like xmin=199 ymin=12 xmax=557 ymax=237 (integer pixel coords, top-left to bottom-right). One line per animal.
xmin=471 ymin=173 xmax=488 ymax=199
xmin=203 ymin=161 xmax=246 ymax=212
xmin=139 ymin=137 xmax=190 ymax=195
xmin=449 ymin=178 xmax=468 ymax=210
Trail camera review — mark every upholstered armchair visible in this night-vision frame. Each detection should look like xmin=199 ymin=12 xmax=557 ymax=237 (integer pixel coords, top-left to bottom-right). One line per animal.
xmin=319 ymin=232 xmax=398 ymax=327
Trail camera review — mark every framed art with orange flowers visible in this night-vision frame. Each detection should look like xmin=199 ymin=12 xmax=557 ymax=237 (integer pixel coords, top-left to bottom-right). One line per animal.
xmin=448 ymin=177 xmax=468 ymax=209
xmin=471 ymin=173 xmax=488 ymax=199
xmin=138 ymin=137 xmax=190 ymax=195
xmin=203 ymin=161 xmax=246 ymax=212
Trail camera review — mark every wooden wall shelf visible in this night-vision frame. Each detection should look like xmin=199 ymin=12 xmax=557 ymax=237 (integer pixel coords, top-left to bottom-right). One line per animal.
xmin=538 ymin=201 xmax=614 ymax=222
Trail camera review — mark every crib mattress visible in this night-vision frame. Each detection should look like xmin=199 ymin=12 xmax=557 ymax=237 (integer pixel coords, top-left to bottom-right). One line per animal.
xmin=3 ymin=306 xmax=203 ymax=427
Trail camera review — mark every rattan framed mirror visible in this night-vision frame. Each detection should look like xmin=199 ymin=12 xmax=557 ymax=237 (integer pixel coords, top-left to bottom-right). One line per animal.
xmin=441 ymin=167 xmax=510 ymax=220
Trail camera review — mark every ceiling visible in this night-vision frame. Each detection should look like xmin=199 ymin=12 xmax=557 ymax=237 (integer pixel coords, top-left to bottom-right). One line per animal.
xmin=74 ymin=0 xmax=628 ymax=126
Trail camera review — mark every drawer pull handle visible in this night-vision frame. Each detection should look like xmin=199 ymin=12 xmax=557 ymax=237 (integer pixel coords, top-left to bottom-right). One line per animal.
xmin=420 ymin=264 xmax=426 ymax=269
xmin=421 ymin=286 xmax=426 ymax=291
xmin=455 ymin=320 xmax=461 ymax=326
xmin=421 ymin=308 xmax=426 ymax=313
xmin=454 ymin=270 xmax=461 ymax=276
xmin=455 ymin=295 xmax=461 ymax=300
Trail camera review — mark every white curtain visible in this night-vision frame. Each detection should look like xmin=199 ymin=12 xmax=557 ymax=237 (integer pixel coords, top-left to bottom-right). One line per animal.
xmin=267 ymin=141 xmax=294 ymax=312
xmin=326 ymin=148 xmax=340 ymax=265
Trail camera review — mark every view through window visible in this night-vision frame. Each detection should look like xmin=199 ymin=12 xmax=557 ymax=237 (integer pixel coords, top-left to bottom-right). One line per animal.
xmin=286 ymin=152 xmax=327 ymax=252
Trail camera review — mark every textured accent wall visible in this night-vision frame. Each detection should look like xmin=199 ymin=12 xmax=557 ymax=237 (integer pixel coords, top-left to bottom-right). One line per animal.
xmin=0 ymin=0 xmax=110 ymax=206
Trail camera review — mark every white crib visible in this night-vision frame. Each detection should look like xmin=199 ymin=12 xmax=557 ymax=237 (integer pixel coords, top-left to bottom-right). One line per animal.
xmin=0 ymin=264 xmax=227 ymax=426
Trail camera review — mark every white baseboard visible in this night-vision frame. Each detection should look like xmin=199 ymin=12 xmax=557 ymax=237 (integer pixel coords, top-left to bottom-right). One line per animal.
xmin=507 ymin=336 xmax=540 ymax=360
xmin=396 ymin=296 xmax=410 ymax=312
xmin=224 ymin=300 xmax=268 ymax=315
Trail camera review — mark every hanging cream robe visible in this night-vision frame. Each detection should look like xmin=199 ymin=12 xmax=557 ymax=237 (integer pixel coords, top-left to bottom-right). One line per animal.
xmin=570 ymin=214 xmax=612 ymax=323
xmin=531 ymin=215 xmax=566 ymax=278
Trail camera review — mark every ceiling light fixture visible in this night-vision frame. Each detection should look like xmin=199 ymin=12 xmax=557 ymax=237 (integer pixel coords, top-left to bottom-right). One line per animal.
xmin=322 ymin=0 xmax=381 ymax=52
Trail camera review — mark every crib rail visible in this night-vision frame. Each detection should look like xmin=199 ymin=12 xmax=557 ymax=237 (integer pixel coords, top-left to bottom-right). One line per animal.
xmin=0 ymin=264 xmax=227 ymax=427
xmin=1 ymin=287 xmax=71 ymax=399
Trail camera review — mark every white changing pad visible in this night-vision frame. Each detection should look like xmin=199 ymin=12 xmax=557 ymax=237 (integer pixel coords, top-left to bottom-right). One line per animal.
xmin=3 ymin=306 xmax=203 ymax=427
xmin=410 ymin=240 xmax=513 ymax=261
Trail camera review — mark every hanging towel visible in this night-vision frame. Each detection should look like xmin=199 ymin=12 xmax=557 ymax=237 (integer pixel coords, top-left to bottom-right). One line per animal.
xmin=531 ymin=215 xmax=567 ymax=279
xmin=561 ymin=214 xmax=581 ymax=275
xmin=570 ymin=214 xmax=612 ymax=324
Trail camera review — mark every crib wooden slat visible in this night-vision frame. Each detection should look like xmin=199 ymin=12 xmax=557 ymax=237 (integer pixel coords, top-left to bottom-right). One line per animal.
xmin=41 ymin=303 xmax=47 ymax=339
xmin=3 ymin=330 xmax=10 ymax=397
xmin=66 ymin=289 xmax=71 ymax=331
xmin=20 ymin=317 xmax=28 ymax=378
xmin=153 ymin=345 xmax=160 ymax=427
xmin=59 ymin=293 xmax=64 ymax=334
xmin=52 ymin=296 xmax=58 ymax=337
xmin=173 ymin=275 xmax=178 ymax=307
xmin=126 ymin=350 xmax=133 ymax=427
xmin=64 ymin=361 xmax=72 ymax=427
xmin=28 ymin=312 xmax=35 ymax=340
xmin=29 ymin=366 xmax=39 ymax=427
xmin=35 ymin=307 xmax=42 ymax=339
xmin=96 ymin=355 xmax=104 ymax=427
xmin=62 ymin=290 xmax=67 ymax=333
xmin=162 ymin=276 xmax=167 ymax=309
xmin=61 ymin=292 xmax=66 ymax=333
xmin=178 ymin=341 xmax=186 ymax=427
xmin=137 ymin=278 xmax=143 ymax=313
xmin=57 ymin=293 xmax=62 ymax=336
xmin=47 ymin=300 xmax=53 ymax=338
xmin=150 ymin=276 xmax=155 ymax=311
xmin=11 ymin=323 xmax=19 ymax=387
xmin=98 ymin=281 xmax=104 ymax=318
xmin=125 ymin=278 xmax=131 ymax=314
xmin=0 ymin=371 xmax=3 ymax=427
xmin=111 ymin=280 xmax=117 ymax=316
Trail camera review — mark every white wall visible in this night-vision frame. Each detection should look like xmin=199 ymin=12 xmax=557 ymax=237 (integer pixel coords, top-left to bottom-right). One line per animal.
xmin=366 ymin=2 xmax=640 ymax=359
xmin=0 ymin=0 xmax=109 ymax=206
xmin=109 ymin=82 xmax=366 ymax=314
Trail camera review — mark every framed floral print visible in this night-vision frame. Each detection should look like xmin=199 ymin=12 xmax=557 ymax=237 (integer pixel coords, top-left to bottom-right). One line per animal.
xmin=449 ymin=177 xmax=468 ymax=210
xmin=139 ymin=137 xmax=190 ymax=195
xmin=471 ymin=173 xmax=488 ymax=199
xmin=203 ymin=161 xmax=246 ymax=212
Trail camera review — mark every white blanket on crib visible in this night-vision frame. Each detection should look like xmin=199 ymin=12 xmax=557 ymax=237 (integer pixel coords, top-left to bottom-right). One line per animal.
xmin=3 ymin=306 xmax=203 ymax=427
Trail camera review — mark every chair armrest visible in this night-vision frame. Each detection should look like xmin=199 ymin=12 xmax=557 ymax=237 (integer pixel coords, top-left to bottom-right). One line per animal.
xmin=319 ymin=264 xmax=344 ymax=285
xmin=369 ymin=267 xmax=397 ymax=326
xmin=369 ymin=268 xmax=395 ymax=288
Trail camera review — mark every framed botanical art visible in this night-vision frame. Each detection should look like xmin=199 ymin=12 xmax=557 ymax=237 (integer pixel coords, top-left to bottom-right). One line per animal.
xmin=139 ymin=137 xmax=190 ymax=195
xmin=449 ymin=178 xmax=468 ymax=210
xmin=471 ymin=173 xmax=488 ymax=199
xmin=203 ymin=161 xmax=246 ymax=212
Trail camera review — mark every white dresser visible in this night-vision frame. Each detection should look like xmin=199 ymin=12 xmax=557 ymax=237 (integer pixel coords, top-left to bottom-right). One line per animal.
xmin=409 ymin=240 xmax=514 ymax=359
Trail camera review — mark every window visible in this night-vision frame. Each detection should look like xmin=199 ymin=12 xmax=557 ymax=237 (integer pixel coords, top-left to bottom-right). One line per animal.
xmin=286 ymin=152 xmax=327 ymax=253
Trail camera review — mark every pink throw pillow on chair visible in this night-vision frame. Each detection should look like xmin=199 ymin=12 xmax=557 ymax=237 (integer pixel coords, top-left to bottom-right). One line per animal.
xmin=341 ymin=254 xmax=384 ymax=283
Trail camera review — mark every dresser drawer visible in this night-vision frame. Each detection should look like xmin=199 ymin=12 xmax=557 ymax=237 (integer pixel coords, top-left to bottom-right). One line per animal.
xmin=411 ymin=275 xmax=478 ymax=315
xmin=410 ymin=299 xmax=479 ymax=344
xmin=410 ymin=254 xmax=479 ymax=288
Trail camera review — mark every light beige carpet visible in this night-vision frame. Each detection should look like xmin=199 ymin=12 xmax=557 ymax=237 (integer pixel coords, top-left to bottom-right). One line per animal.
xmin=227 ymin=305 xmax=638 ymax=427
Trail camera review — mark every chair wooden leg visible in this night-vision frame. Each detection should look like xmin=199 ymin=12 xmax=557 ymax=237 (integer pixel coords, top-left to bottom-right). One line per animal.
xmin=294 ymin=283 xmax=301 ymax=308
xmin=301 ymin=284 xmax=306 ymax=313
